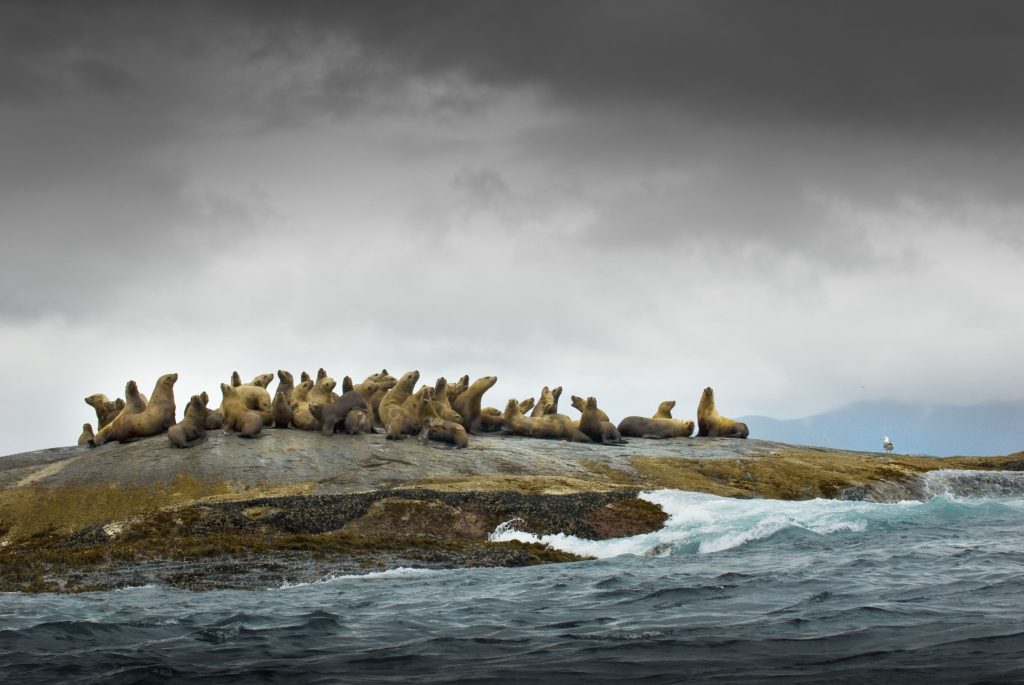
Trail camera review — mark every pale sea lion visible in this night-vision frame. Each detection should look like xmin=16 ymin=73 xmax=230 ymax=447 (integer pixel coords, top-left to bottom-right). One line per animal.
xmin=93 ymin=374 xmax=178 ymax=445
xmin=78 ymin=423 xmax=94 ymax=446
xmin=503 ymin=399 xmax=591 ymax=443
xmin=219 ymin=383 xmax=262 ymax=437
xmin=84 ymin=394 xmax=125 ymax=430
xmin=571 ymin=394 xmax=609 ymax=422
xmin=452 ymin=375 xmax=498 ymax=434
xmin=696 ymin=387 xmax=749 ymax=438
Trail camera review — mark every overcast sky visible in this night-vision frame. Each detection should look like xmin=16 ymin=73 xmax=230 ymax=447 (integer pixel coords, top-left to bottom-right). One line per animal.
xmin=3 ymin=1 xmax=1024 ymax=455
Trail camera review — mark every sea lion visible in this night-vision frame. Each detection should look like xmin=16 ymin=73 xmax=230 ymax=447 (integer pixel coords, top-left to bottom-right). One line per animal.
xmin=418 ymin=416 xmax=469 ymax=449
xmin=300 ymin=371 xmax=311 ymax=384
xmin=167 ymin=394 xmax=209 ymax=448
xmin=230 ymin=371 xmax=242 ymax=387
xmin=571 ymin=395 xmax=609 ymax=422
xmin=379 ymin=370 xmax=421 ymax=431
xmin=271 ymin=391 xmax=293 ymax=428
xmin=452 ymin=375 xmax=498 ymax=434
xmin=342 ymin=376 xmax=354 ymax=394
xmin=228 ymin=383 xmax=273 ymax=425
xmin=653 ymin=401 xmax=675 ymax=419
xmin=219 ymin=383 xmax=263 ymax=437
xmin=343 ymin=408 xmax=372 ymax=435
xmin=308 ymin=375 xmax=338 ymax=405
xmin=696 ymin=387 xmax=749 ymax=438
xmin=578 ymin=397 xmax=625 ymax=445
xmin=93 ymin=373 xmax=178 ymax=445
xmin=201 ymin=391 xmax=224 ymax=430
xmin=291 ymin=379 xmax=314 ymax=404
xmin=531 ymin=386 xmax=562 ymax=417
xmin=274 ymin=370 xmax=294 ymax=402
xmin=78 ymin=423 xmax=94 ymax=446
xmin=312 ymin=388 xmax=375 ymax=435
xmin=503 ymin=398 xmax=591 ymax=443
xmin=616 ymin=415 xmax=694 ymax=439
xmin=447 ymin=375 xmax=469 ymax=404
xmin=84 ymin=394 xmax=125 ymax=430
xmin=288 ymin=379 xmax=319 ymax=431
xmin=316 ymin=367 xmax=327 ymax=382
xmin=382 ymin=382 xmax=429 ymax=440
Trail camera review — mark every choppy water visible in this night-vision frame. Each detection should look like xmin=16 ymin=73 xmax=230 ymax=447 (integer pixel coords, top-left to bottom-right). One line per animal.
xmin=3 ymin=470 xmax=1024 ymax=683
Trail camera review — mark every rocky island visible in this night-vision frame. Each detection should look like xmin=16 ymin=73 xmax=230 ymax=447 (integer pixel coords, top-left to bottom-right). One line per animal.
xmin=1 ymin=431 xmax=1021 ymax=593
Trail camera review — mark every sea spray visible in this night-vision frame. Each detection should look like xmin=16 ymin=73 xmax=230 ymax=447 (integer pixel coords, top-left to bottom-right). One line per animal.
xmin=487 ymin=486 xmax=1024 ymax=559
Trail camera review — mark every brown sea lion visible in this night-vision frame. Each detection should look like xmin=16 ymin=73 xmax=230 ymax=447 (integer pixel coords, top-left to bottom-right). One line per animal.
xmin=300 ymin=371 xmax=311 ymax=384
xmin=274 ymin=370 xmax=294 ymax=402
xmin=78 ymin=423 xmax=94 ymax=446
xmin=219 ymin=383 xmax=263 ymax=437
xmin=696 ymin=387 xmax=749 ymax=438
xmin=343 ymin=409 xmax=372 ymax=435
xmin=342 ymin=376 xmax=355 ymax=394
xmin=578 ymin=397 xmax=625 ymax=445
xmin=316 ymin=368 xmax=327 ymax=382
xmin=84 ymin=394 xmax=125 ymax=430
xmin=312 ymin=389 xmax=375 ymax=435
xmin=503 ymin=399 xmax=591 ymax=443
xmin=271 ymin=391 xmax=293 ymax=429
xmin=93 ymin=373 xmax=178 ymax=445
xmin=571 ymin=395 xmax=609 ymax=422
xmin=167 ymin=394 xmax=209 ymax=448
xmin=452 ymin=375 xmax=498 ymax=434
xmin=200 ymin=391 xmax=224 ymax=430
xmin=418 ymin=416 xmax=469 ymax=448
xmin=230 ymin=371 xmax=242 ymax=387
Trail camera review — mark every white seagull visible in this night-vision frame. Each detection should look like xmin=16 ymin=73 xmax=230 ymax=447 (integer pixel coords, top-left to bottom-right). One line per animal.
xmin=882 ymin=436 xmax=894 ymax=454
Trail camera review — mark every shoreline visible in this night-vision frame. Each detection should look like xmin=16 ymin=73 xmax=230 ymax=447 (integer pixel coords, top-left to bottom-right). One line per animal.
xmin=1 ymin=432 xmax=1021 ymax=593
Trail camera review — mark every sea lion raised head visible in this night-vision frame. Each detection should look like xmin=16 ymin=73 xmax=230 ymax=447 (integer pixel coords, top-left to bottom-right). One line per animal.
xmin=696 ymin=387 xmax=748 ymax=439
xmin=653 ymin=401 xmax=676 ymax=419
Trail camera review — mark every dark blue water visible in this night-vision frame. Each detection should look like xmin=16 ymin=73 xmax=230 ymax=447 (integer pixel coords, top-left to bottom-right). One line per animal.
xmin=3 ymin=471 xmax=1024 ymax=683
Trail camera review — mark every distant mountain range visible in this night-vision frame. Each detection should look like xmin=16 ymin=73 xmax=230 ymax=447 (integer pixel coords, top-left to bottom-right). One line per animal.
xmin=739 ymin=400 xmax=1024 ymax=457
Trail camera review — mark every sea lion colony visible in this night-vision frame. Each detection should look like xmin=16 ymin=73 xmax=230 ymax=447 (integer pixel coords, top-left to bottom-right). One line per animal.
xmin=81 ymin=368 xmax=749 ymax=449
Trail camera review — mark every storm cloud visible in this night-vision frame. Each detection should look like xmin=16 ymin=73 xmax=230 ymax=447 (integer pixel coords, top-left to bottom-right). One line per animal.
xmin=2 ymin=1 xmax=1023 ymax=455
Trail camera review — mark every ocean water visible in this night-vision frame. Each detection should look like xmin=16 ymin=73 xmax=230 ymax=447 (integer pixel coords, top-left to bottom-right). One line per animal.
xmin=2 ymin=470 xmax=1024 ymax=684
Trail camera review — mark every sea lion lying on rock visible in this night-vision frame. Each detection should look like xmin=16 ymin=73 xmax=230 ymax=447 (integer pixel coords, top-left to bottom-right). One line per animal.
xmin=617 ymin=400 xmax=694 ymax=439
xmin=167 ymin=394 xmax=209 ymax=448
xmin=93 ymin=374 xmax=178 ymax=445
xmin=84 ymin=394 xmax=125 ymax=430
xmin=578 ymin=396 xmax=625 ymax=445
xmin=78 ymin=423 xmax=94 ymax=446
xmin=503 ymin=399 xmax=591 ymax=443
xmin=696 ymin=387 xmax=749 ymax=438
xmin=289 ymin=379 xmax=319 ymax=431
xmin=219 ymin=383 xmax=262 ymax=438
xmin=225 ymin=373 xmax=273 ymax=425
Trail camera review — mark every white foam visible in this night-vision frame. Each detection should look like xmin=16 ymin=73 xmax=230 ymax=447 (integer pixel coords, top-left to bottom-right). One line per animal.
xmin=277 ymin=567 xmax=441 ymax=589
xmin=488 ymin=490 xmax=884 ymax=559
